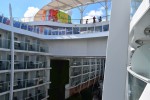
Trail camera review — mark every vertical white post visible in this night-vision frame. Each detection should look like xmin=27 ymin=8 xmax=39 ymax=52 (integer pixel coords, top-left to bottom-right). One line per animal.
xmin=105 ymin=0 xmax=108 ymax=21
xmin=9 ymin=3 xmax=14 ymax=100
xmin=102 ymin=0 xmax=130 ymax=100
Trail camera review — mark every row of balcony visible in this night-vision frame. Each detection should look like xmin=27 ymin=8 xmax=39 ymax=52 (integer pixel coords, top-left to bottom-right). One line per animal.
xmin=0 ymin=81 xmax=9 ymax=93
xmin=70 ymin=65 xmax=101 ymax=76
xmin=23 ymin=92 xmax=46 ymax=100
xmin=0 ymin=90 xmax=46 ymax=100
xmin=70 ymin=58 xmax=105 ymax=66
xmin=0 ymin=77 xmax=47 ymax=93
xmin=70 ymin=72 xmax=99 ymax=87
xmin=0 ymin=15 xmax=109 ymax=36
xmin=0 ymin=60 xmax=47 ymax=70
xmin=13 ymin=77 xmax=46 ymax=90
xmin=0 ymin=38 xmax=49 ymax=53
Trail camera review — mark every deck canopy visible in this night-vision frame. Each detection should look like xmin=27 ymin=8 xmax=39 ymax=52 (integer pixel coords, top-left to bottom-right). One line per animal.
xmin=35 ymin=0 xmax=107 ymax=18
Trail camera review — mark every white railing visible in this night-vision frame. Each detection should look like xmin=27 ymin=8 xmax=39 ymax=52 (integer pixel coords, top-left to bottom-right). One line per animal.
xmin=127 ymin=66 xmax=150 ymax=83
xmin=0 ymin=14 xmax=109 ymax=36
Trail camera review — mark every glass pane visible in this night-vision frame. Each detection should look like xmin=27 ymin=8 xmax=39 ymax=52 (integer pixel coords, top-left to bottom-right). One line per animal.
xmin=128 ymin=73 xmax=146 ymax=100
xmin=103 ymin=25 xmax=109 ymax=31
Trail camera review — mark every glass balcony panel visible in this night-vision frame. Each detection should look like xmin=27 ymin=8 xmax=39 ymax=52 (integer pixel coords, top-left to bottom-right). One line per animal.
xmin=96 ymin=71 xmax=100 ymax=76
xmin=21 ymin=23 xmax=27 ymax=30
xmin=58 ymin=27 xmax=66 ymax=35
xmin=80 ymin=27 xmax=87 ymax=34
xmin=95 ymin=26 xmax=102 ymax=32
xmin=0 ymin=93 xmax=9 ymax=100
xmin=73 ymin=27 xmax=79 ymax=34
xmin=44 ymin=28 xmax=49 ymax=35
xmin=0 ymin=60 xmax=10 ymax=70
xmin=91 ymin=59 xmax=95 ymax=65
xmin=0 ymin=38 xmax=11 ymax=49
xmin=70 ymin=58 xmax=81 ymax=66
xmin=88 ymin=27 xmax=94 ymax=33
xmin=24 ymin=92 xmax=46 ymax=100
xmin=13 ymin=21 xmax=21 ymax=28
xmin=97 ymin=65 xmax=100 ymax=70
xmin=70 ymin=76 xmax=81 ymax=86
xmin=71 ymin=67 xmax=82 ymax=76
xmin=83 ymin=59 xmax=89 ymax=65
xmin=14 ymin=41 xmax=25 ymax=50
xmin=91 ymin=65 xmax=95 ymax=72
xmin=66 ymin=27 xmax=72 ymax=35
xmin=51 ymin=30 xmax=58 ymax=35
xmin=103 ymin=24 xmax=109 ymax=31
xmin=27 ymin=25 xmax=34 ymax=32
xmin=0 ymin=81 xmax=10 ymax=93
xmin=90 ymin=72 xmax=95 ymax=79
xmin=82 ymin=74 xmax=89 ymax=82
xmin=83 ymin=66 xmax=90 ymax=74
xmin=128 ymin=73 xmax=146 ymax=100
xmin=2 ymin=17 xmax=10 ymax=25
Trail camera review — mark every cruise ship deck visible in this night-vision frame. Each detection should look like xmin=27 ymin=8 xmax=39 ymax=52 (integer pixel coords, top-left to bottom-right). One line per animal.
xmin=1 ymin=0 xmax=150 ymax=100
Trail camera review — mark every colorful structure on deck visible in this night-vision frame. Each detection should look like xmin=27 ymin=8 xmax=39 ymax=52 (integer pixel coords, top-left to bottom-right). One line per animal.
xmin=35 ymin=9 xmax=71 ymax=24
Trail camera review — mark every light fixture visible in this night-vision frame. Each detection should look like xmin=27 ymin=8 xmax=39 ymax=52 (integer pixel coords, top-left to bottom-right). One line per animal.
xmin=144 ymin=27 xmax=150 ymax=35
xmin=135 ymin=40 xmax=143 ymax=45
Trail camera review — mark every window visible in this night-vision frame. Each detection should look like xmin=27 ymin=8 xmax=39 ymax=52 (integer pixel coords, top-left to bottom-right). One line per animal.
xmin=14 ymin=37 xmax=18 ymax=41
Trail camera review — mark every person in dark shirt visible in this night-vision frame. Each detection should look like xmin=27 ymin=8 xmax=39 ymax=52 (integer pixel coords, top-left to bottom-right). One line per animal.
xmin=99 ymin=16 xmax=102 ymax=22
xmin=86 ymin=19 xmax=88 ymax=24
xmin=93 ymin=16 xmax=96 ymax=23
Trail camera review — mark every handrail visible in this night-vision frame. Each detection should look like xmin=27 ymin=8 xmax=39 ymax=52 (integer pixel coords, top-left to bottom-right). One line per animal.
xmin=14 ymin=15 xmax=111 ymax=24
xmin=127 ymin=66 xmax=150 ymax=83
xmin=0 ymin=14 xmax=109 ymax=36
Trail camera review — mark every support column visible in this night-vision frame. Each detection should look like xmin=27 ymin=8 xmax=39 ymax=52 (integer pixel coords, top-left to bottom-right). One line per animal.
xmin=102 ymin=0 xmax=130 ymax=100
xmin=9 ymin=3 xmax=14 ymax=100
xmin=105 ymin=0 xmax=108 ymax=21
xmin=80 ymin=10 xmax=83 ymax=24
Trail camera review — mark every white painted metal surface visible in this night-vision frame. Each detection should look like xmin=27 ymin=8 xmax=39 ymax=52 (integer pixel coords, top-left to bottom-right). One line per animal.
xmin=102 ymin=0 xmax=130 ymax=100
xmin=9 ymin=4 xmax=14 ymax=100
xmin=139 ymin=84 xmax=150 ymax=100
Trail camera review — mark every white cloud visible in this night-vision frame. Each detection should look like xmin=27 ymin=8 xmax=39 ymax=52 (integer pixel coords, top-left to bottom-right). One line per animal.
xmin=83 ymin=7 xmax=104 ymax=24
xmin=21 ymin=7 xmax=39 ymax=22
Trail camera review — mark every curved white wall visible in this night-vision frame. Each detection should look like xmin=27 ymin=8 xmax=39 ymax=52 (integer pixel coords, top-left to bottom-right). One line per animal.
xmin=48 ymin=37 xmax=107 ymax=57
xmin=131 ymin=44 xmax=150 ymax=78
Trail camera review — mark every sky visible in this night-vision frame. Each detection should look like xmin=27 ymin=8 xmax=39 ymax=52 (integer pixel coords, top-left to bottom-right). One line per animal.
xmin=0 ymin=0 xmax=111 ymax=24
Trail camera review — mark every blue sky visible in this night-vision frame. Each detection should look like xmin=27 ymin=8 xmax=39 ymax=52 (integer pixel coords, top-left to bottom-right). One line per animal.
xmin=0 ymin=0 xmax=111 ymax=23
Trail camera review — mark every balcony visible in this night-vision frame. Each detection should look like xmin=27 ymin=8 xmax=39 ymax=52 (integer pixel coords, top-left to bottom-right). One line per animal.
xmin=14 ymin=41 xmax=49 ymax=53
xmin=83 ymin=67 xmax=90 ymax=74
xmin=0 ymin=38 xmax=10 ymax=49
xmin=90 ymin=72 xmax=95 ymax=79
xmin=82 ymin=74 xmax=89 ymax=82
xmin=71 ymin=67 xmax=82 ymax=76
xmin=13 ymin=77 xmax=46 ymax=90
xmin=70 ymin=76 xmax=81 ymax=87
xmin=0 ymin=60 xmax=10 ymax=70
xmin=14 ymin=61 xmax=46 ymax=70
xmin=127 ymin=66 xmax=147 ymax=100
xmin=83 ymin=59 xmax=89 ymax=65
xmin=91 ymin=66 xmax=95 ymax=72
xmin=0 ymin=81 xmax=9 ymax=93
xmin=96 ymin=71 xmax=100 ymax=76
xmin=24 ymin=92 xmax=46 ymax=100
xmin=70 ymin=59 xmax=81 ymax=66
xmin=97 ymin=65 xmax=100 ymax=70
xmin=13 ymin=90 xmax=46 ymax=100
